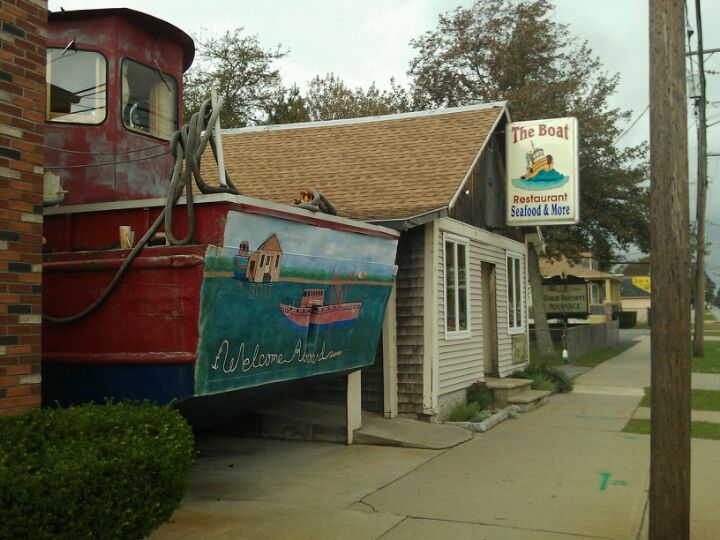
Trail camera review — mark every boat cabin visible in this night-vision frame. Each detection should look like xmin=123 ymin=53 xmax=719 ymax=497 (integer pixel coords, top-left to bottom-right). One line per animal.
xmin=45 ymin=9 xmax=194 ymax=205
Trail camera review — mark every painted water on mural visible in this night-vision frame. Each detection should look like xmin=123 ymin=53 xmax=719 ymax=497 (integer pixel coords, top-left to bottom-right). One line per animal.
xmin=194 ymin=211 xmax=398 ymax=396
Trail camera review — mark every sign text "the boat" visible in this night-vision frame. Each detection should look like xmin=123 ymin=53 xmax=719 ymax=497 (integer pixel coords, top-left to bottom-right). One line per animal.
xmin=512 ymin=123 xmax=570 ymax=143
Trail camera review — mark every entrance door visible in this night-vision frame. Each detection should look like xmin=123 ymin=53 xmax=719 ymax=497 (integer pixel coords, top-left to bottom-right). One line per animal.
xmin=482 ymin=262 xmax=499 ymax=378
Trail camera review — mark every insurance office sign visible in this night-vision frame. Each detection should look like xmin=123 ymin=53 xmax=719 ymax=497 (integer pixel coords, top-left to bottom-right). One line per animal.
xmin=506 ymin=117 xmax=579 ymax=226
xmin=542 ymin=283 xmax=588 ymax=316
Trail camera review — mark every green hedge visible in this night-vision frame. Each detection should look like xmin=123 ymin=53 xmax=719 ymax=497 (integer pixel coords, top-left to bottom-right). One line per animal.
xmin=0 ymin=402 xmax=195 ymax=540
xmin=618 ymin=311 xmax=637 ymax=329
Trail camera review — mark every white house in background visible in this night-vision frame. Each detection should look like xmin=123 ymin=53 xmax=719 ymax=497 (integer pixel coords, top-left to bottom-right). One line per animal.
xmin=201 ymin=102 xmax=530 ymax=420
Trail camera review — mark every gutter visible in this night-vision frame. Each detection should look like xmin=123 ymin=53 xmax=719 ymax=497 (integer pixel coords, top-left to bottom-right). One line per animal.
xmin=367 ymin=206 xmax=449 ymax=231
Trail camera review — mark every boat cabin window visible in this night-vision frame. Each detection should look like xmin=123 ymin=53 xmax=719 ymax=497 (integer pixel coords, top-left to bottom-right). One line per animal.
xmin=121 ymin=59 xmax=178 ymax=140
xmin=46 ymin=49 xmax=107 ymax=124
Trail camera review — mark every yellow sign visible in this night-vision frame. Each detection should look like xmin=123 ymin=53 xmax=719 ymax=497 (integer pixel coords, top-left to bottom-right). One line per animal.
xmin=631 ymin=276 xmax=651 ymax=294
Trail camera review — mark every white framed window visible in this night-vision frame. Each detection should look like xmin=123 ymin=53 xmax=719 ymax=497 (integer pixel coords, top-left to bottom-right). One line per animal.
xmin=507 ymin=252 xmax=525 ymax=334
xmin=590 ymin=282 xmax=603 ymax=305
xmin=444 ymin=233 xmax=470 ymax=339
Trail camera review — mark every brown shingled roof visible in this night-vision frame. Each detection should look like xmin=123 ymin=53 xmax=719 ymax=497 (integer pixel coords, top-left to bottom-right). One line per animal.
xmin=199 ymin=103 xmax=507 ymax=222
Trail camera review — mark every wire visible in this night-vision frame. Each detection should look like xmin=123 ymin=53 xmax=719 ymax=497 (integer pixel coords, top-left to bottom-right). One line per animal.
xmin=43 ymin=140 xmax=170 ymax=155
xmin=613 ymin=105 xmax=649 ymax=146
xmin=44 ymin=150 xmax=170 ymax=169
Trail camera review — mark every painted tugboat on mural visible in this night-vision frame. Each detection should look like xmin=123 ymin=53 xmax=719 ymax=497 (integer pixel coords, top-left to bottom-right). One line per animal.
xmin=280 ymin=289 xmax=362 ymax=331
xmin=41 ymin=8 xmax=398 ymax=421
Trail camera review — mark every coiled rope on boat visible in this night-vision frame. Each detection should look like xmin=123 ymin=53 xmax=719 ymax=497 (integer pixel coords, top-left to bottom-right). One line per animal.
xmin=44 ymin=97 xmax=239 ymax=324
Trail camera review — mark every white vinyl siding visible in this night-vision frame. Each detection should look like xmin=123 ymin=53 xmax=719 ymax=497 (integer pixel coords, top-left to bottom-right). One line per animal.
xmin=434 ymin=218 xmax=528 ymax=395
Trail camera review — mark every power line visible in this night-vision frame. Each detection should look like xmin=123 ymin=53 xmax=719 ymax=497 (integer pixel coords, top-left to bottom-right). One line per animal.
xmin=613 ymin=105 xmax=649 ymax=145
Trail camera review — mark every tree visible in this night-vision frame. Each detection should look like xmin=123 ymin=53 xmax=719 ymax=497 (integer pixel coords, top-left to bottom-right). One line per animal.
xmin=184 ymin=29 xmax=286 ymax=127
xmin=264 ymin=85 xmax=310 ymax=125
xmin=304 ymin=73 xmax=412 ymax=121
xmin=408 ymin=0 xmax=649 ymax=358
xmin=408 ymin=0 xmax=649 ymax=262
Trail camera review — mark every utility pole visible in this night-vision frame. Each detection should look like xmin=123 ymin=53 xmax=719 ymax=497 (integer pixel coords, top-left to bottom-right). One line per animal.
xmin=692 ymin=0 xmax=707 ymax=357
xmin=649 ymin=0 xmax=691 ymax=539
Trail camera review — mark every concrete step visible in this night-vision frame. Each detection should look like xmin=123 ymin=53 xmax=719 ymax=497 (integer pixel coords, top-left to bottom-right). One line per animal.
xmin=507 ymin=389 xmax=552 ymax=412
xmin=355 ymin=412 xmax=471 ymax=449
xmin=484 ymin=377 xmax=533 ymax=390
xmin=484 ymin=377 xmax=532 ymax=408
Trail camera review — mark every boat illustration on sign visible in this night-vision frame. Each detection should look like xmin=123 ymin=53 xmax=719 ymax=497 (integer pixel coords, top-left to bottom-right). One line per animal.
xmin=512 ymin=142 xmax=569 ymax=190
xmin=280 ymin=289 xmax=362 ymax=331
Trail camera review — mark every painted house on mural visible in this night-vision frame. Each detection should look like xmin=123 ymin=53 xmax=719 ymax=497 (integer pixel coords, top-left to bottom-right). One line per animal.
xmin=538 ymin=253 xmax=622 ymax=323
xmin=200 ymin=102 xmax=530 ymax=420
xmin=245 ymin=233 xmax=283 ymax=283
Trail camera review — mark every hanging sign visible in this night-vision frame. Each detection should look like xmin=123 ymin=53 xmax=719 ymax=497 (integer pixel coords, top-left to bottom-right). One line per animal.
xmin=542 ymin=283 xmax=588 ymax=316
xmin=506 ymin=117 xmax=579 ymax=225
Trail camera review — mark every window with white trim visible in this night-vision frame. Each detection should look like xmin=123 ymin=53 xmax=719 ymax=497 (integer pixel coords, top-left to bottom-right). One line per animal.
xmin=507 ymin=253 xmax=524 ymax=333
xmin=444 ymin=234 xmax=470 ymax=338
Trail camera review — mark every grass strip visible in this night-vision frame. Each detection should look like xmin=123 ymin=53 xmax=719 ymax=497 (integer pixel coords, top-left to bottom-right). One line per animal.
xmin=623 ymin=419 xmax=720 ymax=440
xmin=573 ymin=348 xmax=623 ymax=367
xmin=692 ymin=341 xmax=720 ymax=374
xmin=639 ymin=387 xmax=720 ymax=411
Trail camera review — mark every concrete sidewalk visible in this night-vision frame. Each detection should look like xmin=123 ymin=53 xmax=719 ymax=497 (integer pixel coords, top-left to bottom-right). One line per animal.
xmin=150 ymin=336 xmax=720 ymax=540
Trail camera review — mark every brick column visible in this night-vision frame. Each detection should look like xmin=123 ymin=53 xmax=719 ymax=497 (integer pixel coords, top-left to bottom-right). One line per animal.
xmin=0 ymin=0 xmax=47 ymax=413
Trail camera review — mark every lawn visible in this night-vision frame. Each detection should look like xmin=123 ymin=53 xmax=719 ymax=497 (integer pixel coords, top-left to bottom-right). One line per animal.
xmin=623 ymin=419 xmax=720 ymax=440
xmin=704 ymin=311 xmax=716 ymax=322
xmin=692 ymin=341 xmax=720 ymax=374
xmin=639 ymin=387 xmax=720 ymax=411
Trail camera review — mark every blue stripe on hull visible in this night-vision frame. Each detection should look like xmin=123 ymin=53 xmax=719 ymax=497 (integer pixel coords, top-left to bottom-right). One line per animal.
xmin=42 ymin=362 xmax=195 ymax=407
xmin=311 ymin=319 xmax=357 ymax=330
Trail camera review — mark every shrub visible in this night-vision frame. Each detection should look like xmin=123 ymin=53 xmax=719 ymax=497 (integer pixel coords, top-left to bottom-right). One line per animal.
xmin=0 ymin=402 xmax=195 ymax=540
xmin=540 ymin=365 xmax=574 ymax=393
xmin=511 ymin=367 xmax=557 ymax=393
xmin=447 ymin=401 xmax=489 ymax=423
xmin=618 ymin=311 xmax=637 ymax=329
xmin=530 ymin=374 xmax=557 ymax=392
xmin=466 ymin=381 xmax=493 ymax=410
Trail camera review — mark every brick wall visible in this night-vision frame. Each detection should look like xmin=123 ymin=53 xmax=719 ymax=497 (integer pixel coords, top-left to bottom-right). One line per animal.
xmin=0 ymin=0 xmax=47 ymax=413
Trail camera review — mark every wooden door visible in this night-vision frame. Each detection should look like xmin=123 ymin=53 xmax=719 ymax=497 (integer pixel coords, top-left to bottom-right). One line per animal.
xmin=482 ymin=262 xmax=499 ymax=378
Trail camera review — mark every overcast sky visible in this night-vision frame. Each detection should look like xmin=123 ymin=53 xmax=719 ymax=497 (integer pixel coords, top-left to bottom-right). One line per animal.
xmin=49 ymin=0 xmax=720 ymax=280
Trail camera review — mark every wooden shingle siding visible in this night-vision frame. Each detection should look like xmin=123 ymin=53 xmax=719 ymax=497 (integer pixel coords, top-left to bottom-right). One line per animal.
xmin=435 ymin=218 xmax=528 ymax=395
xmin=360 ymin=340 xmax=385 ymax=413
xmin=395 ymin=226 xmax=426 ymax=414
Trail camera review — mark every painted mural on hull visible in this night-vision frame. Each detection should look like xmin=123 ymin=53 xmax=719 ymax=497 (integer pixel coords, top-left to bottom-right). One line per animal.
xmin=194 ymin=211 xmax=398 ymax=396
